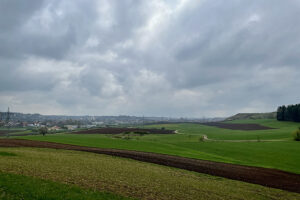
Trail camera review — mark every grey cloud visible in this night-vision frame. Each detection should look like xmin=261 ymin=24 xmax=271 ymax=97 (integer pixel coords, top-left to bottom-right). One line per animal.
xmin=0 ymin=0 xmax=45 ymax=30
xmin=0 ymin=0 xmax=300 ymax=117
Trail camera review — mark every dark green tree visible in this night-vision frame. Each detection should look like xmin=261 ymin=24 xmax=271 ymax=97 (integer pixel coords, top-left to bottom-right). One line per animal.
xmin=277 ymin=104 xmax=300 ymax=122
xmin=38 ymin=127 xmax=48 ymax=136
xmin=277 ymin=106 xmax=285 ymax=121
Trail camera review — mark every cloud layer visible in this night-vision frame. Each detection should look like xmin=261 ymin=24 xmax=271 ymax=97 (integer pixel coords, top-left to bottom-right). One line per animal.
xmin=1 ymin=0 xmax=300 ymax=117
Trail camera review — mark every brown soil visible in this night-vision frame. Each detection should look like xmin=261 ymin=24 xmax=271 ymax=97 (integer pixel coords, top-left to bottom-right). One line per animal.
xmin=73 ymin=128 xmax=175 ymax=134
xmin=202 ymin=122 xmax=274 ymax=130
xmin=0 ymin=139 xmax=299 ymax=193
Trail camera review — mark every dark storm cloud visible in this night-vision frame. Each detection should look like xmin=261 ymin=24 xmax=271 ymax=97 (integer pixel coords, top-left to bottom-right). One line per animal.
xmin=0 ymin=0 xmax=300 ymax=116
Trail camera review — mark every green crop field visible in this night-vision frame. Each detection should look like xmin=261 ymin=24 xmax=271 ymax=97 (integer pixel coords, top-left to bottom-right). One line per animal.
xmin=0 ymin=147 xmax=299 ymax=200
xmin=0 ymin=127 xmax=36 ymax=136
xmin=0 ymin=128 xmax=27 ymax=131
xmin=0 ymin=172 xmax=130 ymax=200
xmin=15 ymin=119 xmax=300 ymax=174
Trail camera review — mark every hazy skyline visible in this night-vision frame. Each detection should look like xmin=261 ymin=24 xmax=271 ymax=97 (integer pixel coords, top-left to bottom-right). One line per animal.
xmin=1 ymin=0 xmax=300 ymax=117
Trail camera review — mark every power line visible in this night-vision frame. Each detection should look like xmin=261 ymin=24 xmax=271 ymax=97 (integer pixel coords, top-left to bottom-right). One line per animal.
xmin=6 ymin=107 xmax=10 ymax=138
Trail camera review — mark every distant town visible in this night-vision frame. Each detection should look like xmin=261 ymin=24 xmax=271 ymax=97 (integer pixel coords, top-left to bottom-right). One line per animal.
xmin=0 ymin=109 xmax=225 ymax=132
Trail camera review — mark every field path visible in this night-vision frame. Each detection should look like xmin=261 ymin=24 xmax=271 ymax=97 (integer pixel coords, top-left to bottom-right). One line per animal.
xmin=0 ymin=139 xmax=299 ymax=194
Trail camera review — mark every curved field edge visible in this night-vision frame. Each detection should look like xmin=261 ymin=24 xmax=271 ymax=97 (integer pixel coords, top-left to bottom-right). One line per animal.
xmin=0 ymin=172 xmax=131 ymax=200
xmin=15 ymin=134 xmax=300 ymax=174
xmin=1 ymin=140 xmax=300 ymax=193
xmin=0 ymin=147 xmax=299 ymax=200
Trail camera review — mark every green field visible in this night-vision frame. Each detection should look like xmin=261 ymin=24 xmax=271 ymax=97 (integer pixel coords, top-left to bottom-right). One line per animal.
xmin=0 ymin=127 xmax=36 ymax=136
xmin=0 ymin=172 xmax=130 ymax=200
xmin=0 ymin=147 xmax=299 ymax=200
xmin=0 ymin=128 xmax=27 ymax=131
xmin=16 ymin=119 xmax=300 ymax=174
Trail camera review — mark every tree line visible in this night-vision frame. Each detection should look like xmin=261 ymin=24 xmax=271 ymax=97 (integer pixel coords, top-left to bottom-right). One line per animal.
xmin=277 ymin=104 xmax=300 ymax=122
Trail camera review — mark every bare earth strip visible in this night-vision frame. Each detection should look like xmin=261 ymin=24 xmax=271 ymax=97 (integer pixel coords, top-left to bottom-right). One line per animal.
xmin=205 ymin=138 xmax=287 ymax=142
xmin=73 ymin=127 xmax=175 ymax=134
xmin=0 ymin=139 xmax=299 ymax=194
xmin=201 ymin=122 xmax=274 ymax=130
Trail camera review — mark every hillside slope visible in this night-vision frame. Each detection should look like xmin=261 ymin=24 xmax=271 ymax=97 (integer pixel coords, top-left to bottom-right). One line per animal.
xmin=226 ymin=112 xmax=276 ymax=121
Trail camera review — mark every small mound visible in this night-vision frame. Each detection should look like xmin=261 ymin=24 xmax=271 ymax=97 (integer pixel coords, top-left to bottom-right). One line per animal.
xmin=202 ymin=122 xmax=274 ymax=131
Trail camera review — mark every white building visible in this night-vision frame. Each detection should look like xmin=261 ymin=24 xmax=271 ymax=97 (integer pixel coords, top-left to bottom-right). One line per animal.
xmin=64 ymin=125 xmax=78 ymax=131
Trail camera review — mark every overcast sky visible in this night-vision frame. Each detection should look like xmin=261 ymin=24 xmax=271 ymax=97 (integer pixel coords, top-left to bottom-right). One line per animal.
xmin=0 ymin=0 xmax=300 ymax=117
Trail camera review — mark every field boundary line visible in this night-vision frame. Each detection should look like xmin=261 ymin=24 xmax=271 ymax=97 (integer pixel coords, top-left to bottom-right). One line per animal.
xmin=0 ymin=138 xmax=299 ymax=194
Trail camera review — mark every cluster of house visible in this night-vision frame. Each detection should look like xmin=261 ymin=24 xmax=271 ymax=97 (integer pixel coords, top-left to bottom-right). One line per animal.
xmin=48 ymin=126 xmax=62 ymax=131
xmin=25 ymin=123 xmax=62 ymax=131
xmin=0 ymin=118 xmax=100 ymax=132
xmin=26 ymin=124 xmax=97 ymax=131
xmin=64 ymin=124 xmax=97 ymax=130
xmin=26 ymin=122 xmax=45 ymax=127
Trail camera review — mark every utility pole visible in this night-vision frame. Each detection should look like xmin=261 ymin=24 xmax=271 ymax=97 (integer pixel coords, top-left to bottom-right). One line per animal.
xmin=6 ymin=107 xmax=10 ymax=138
xmin=0 ymin=111 xmax=1 ymax=121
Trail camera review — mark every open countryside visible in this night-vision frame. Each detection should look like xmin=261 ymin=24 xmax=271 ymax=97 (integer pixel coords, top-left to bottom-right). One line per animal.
xmin=1 ymin=1 xmax=300 ymax=199
xmin=1 ymin=113 xmax=300 ymax=199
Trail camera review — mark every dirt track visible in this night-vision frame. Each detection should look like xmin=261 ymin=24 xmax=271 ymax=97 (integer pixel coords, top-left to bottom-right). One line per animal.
xmin=0 ymin=139 xmax=299 ymax=193
xmin=202 ymin=122 xmax=274 ymax=130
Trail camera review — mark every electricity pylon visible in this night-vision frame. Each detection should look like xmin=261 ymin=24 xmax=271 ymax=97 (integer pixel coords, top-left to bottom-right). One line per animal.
xmin=6 ymin=107 xmax=10 ymax=138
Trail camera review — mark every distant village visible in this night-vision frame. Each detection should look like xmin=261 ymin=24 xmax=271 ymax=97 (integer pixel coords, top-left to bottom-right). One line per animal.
xmin=0 ymin=110 xmax=225 ymax=132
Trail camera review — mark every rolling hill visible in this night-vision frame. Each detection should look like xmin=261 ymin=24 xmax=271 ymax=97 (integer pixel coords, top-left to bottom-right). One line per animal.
xmin=226 ymin=112 xmax=276 ymax=121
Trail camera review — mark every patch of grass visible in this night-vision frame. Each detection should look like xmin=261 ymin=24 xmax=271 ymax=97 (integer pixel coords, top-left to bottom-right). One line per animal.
xmin=0 ymin=152 xmax=17 ymax=157
xmin=0 ymin=147 xmax=299 ymax=200
xmin=16 ymin=119 xmax=300 ymax=174
xmin=0 ymin=172 xmax=131 ymax=200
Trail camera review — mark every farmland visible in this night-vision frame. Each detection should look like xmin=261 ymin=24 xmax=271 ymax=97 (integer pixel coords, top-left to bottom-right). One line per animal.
xmin=1 ymin=138 xmax=300 ymax=193
xmin=15 ymin=119 xmax=300 ymax=174
xmin=0 ymin=128 xmax=32 ymax=136
xmin=2 ymin=1 xmax=300 ymax=199
xmin=0 ymin=172 xmax=130 ymax=200
xmin=1 ymin=119 xmax=300 ymax=199
xmin=0 ymin=147 xmax=299 ymax=200
xmin=72 ymin=127 xmax=175 ymax=135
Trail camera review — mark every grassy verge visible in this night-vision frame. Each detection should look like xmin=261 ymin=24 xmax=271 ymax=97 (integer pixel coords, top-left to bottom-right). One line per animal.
xmin=0 ymin=147 xmax=299 ymax=200
xmin=0 ymin=172 xmax=131 ymax=200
